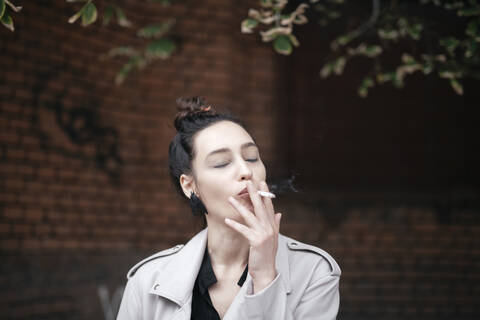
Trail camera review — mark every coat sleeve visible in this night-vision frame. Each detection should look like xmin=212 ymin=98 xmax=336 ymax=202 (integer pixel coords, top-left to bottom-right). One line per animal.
xmin=235 ymin=260 xmax=340 ymax=319
xmin=116 ymin=276 xmax=142 ymax=320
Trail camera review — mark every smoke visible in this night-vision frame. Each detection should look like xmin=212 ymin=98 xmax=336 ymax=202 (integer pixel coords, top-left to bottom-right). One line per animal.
xmin=268 ymin=172 xmax=299 ymax=195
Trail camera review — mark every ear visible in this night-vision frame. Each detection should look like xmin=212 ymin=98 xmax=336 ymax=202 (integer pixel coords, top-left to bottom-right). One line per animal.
xmin=180 ymin=173 xmax=196 ymax=199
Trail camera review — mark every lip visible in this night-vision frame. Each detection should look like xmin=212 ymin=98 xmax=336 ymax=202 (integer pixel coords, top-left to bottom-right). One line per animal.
xmin=237 ymin=187 xmax=248 ymax=196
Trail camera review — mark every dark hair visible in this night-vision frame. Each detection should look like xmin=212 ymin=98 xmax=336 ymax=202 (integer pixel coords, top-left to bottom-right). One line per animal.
xmin=168 ymin=96 xmax=245 ymax=213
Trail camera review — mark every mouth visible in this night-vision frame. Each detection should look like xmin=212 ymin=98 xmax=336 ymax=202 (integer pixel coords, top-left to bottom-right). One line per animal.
xmin=234 ymin=188 xmax=254 ymax=211
xmin=237 ymin=187 xmax=248 ymax=196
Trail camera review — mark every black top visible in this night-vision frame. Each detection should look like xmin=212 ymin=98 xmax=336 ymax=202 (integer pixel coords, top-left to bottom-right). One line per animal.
xmin=191 ymin=247 xmax=248 ymax=320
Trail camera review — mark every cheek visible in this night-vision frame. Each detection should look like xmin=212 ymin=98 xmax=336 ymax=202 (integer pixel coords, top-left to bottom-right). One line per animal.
xmin=256 ymin=161 xmax=267 ymax=181
xmin=198 ymin=173 xmax=231 ymax=204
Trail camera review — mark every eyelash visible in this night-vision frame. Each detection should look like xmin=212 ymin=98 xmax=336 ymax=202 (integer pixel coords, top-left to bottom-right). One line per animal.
xmin=214 ymin=158 xmax=258 ymax=168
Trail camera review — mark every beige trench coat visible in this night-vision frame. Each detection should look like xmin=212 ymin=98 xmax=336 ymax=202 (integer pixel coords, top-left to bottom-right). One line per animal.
xmin=117 ymin=228 xmax=341 ymax=320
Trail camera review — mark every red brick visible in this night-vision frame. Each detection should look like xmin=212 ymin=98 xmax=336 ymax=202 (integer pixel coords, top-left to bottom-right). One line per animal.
xmin=25 ymin=209 xmax=43 ymax=221
xmin=23 ymin=239 xmax=41 ymax=250
xmin=6 ymin=148 xmax=25 ymax=161
xmin=35 ymin=224 xmax=51 ymax=235
xmin=0 ymin=239 xmax=18 ymax=250
xmin=0 ymin=223 xmax=11 ymax=234
xmin=13 ymin=224 xmax=31 ymax=234
xmin=0 ymin=131 xmax=20 ymax=144
xmin=3 ymin=207 xmax=23 ymax=219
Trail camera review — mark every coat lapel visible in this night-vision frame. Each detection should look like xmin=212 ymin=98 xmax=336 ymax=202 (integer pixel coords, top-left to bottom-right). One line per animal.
xmin=147 ymin=228 xmax=292 ymax=320
xmin=148 ymin=228 xmax=208 ymax=307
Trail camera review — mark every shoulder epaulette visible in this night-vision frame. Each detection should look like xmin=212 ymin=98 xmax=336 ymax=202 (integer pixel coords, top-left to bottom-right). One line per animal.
xmin=287 ymin=239 xmax=341 ymax=276
xmin=127 ymin=244 xmax=184 ymax=279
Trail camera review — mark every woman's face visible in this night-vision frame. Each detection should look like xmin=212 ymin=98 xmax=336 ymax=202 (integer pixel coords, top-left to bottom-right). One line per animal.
xmin=188 ymin=120 xmax=266 ymax=223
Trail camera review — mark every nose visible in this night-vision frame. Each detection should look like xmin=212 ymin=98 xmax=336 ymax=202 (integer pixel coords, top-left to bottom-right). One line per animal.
xmin=238 ymin=158 xmax=253 ymax=181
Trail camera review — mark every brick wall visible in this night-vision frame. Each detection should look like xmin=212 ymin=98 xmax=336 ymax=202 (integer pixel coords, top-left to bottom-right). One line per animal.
xmin=1 ymin=0 xmax=479 ymax=319
xmin=0 ymin=0 xmax=286 ymax=318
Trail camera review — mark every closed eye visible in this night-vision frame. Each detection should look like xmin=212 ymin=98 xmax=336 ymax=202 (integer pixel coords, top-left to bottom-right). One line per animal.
xmin=213 ymin=158 xmax=258 ymax=168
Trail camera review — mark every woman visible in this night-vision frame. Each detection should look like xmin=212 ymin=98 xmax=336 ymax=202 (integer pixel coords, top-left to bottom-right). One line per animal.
xmin=117 ymin=97 xmax=341 ymax=320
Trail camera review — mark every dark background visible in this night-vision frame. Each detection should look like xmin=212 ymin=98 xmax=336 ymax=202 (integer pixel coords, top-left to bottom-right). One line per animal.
xmin=1 ymin=0 xmax=479 ymax=319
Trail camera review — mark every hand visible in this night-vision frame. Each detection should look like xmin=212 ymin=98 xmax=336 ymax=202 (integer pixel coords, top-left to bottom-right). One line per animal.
xmin=225 ymin=180 xmax=282 ymax=293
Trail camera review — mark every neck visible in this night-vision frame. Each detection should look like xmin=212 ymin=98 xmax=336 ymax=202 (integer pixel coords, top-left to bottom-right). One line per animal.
xmin=206 ymin=219 xmax=250 ymax=269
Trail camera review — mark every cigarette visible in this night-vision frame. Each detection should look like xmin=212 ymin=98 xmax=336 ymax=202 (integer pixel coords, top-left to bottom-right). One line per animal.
xmin=257 ymin=190 xmax=276 ymax=198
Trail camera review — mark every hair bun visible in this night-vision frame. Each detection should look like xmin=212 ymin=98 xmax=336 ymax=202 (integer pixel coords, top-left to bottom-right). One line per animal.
xmin=174 ymin=96 xmax=216 ymax=131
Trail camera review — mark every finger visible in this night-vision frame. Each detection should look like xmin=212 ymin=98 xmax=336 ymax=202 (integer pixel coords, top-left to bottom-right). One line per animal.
xmin=228 ymin=196 xmax=257 ymax=228
xmin=224 ymin=217 xmax=255 ymax=241
xmin=259 ymin=181 xmax=275 ymax=225
xmin=246 ymin=180 xmax=267 ymax=221
xmin=274 ymin=213 xmax=282 ymax=232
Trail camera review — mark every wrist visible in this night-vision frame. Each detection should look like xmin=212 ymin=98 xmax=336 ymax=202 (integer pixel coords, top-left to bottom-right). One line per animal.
xmin=252 ymin=269 xmax=277 ymax=293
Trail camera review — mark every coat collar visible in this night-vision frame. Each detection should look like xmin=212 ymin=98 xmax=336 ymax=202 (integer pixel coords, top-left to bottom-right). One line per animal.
xmin=149 ymin=227 xmax=292 ymax=306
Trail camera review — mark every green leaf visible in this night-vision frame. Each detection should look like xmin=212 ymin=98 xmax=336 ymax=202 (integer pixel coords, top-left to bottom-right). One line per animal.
xmin=115 ymin=6 xmax=132 ymax=27
xmin=439 ymin=69 xmax=461 ymax=79
xmin=68 ymin=8 xmax=83 ymax=24
xmin=81 ymin=2 xmax=97 ymax=27
xmin=362 ymin=76 xmax=374 ymax=88
xmin=241 ymin=18 xmax=258 ymax=33
xmin=376 ymin=72 xmax=394 ymax=83
xmin=337 ymin=34 xmax=351 ymax=46
xmin=457 ymin=7 xmax=480 ymax=16
xmin=391 ymin=73 xmax=404 ymax=88
xmin=319 ymin=62 xmax=333 ymax=78
xmin=115 ymin=58 xmax=138 ymax=85
xmin=358 ymin=76 xmax=375 ymax=98
xmin=466 ymin=20 xmax=478 ymax=38
xmin=408 ymin=23 xmax=423 ymax=40
xmin=145 ymin=38 xmax=176 ymax=59
xmin=450 ymin=78 xmax=463 ymax=95
xmin=378 ymin=29 xmax=399 ymax=40
xmin=331 ymin=34 xmax=351 ymax=51
xmin=273 ymin=35 xmax=292 ymax=55
xmin=327 ymin=11 xmax=341 ymax=19
xmin=103 ymin=5 xmax=114 ymax=26
xmin=333 ymin=56 xmax=346 ymax=75
xmin=138 ymin=21 xmax=174 ymax=38
xmin=465 ymin=40 xmax=477 ymax=58
xmin=107 ymin=46 xmax=139 ymax=58
xmin=288 ymin=34 xmax=299 ymax=47
xmin=0 ymin=0 xmax=5 ymax=20
xmin=358 ymin=87 xmax=368 ymax=98
xmin=364 ymin=45 xmax=382 ymax=58
xmin=1 ymin=9 xmax=13 ymax=31
xmin=401 ymin=53 xmax=417 ymax=65
xmin=439 ymin=37 xmax=460 ymax=55
xmin=444 ymin=2 xmax=464 ymax=10
xmin=422 ymin=61 xmax=434 ymax=74
xmin=4 ymin=0 xmax=21 ymax=12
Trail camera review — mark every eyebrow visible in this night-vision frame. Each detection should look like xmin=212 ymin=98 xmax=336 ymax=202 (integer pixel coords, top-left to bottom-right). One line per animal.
xmin=206 ymin=142 xmax=258 ymax=158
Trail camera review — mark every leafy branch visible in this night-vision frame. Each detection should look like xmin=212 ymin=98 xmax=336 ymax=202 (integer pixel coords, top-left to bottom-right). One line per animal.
xmin=1 ymin=0 xmax=22 ymax=31
xmin=243 ymin=0 xmax=480 ymax=97
xmin=101 ymin=19 xmax=177 ymax=85
xmin=241 ymin=0 xmax=311 ymax=55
